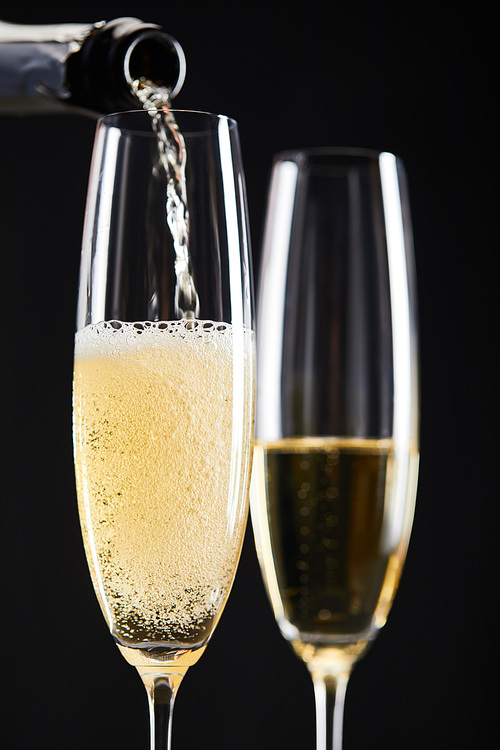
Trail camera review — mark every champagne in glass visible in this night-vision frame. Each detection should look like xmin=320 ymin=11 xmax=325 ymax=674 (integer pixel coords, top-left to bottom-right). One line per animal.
xmin=250 ymin=149 xmax=419 ymax=749
xmin=73 ymin=110 xmax=255 ymax=750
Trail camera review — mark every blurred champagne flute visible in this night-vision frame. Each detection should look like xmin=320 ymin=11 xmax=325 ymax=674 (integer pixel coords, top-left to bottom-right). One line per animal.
xmin=250 ymin=148 xmax=419 ymax=749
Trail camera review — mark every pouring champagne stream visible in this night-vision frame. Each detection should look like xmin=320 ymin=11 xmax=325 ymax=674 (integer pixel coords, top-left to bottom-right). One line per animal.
xmin=132 ymin=76 xmax=200 ymax=321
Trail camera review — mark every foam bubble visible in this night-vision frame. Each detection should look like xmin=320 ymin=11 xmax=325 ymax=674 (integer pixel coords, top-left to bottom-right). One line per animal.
xmin=77 ymin=318 xmax=232 ymax=347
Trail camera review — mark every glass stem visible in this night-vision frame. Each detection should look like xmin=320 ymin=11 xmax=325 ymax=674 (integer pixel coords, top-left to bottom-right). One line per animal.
xmin=312 ymin=670 xmax=350 ymax=750
xmin=141 ymin=671 xmax=186 ymax=750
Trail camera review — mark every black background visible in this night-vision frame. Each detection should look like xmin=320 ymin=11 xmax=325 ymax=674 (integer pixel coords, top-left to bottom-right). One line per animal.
xmin=2 ymin=2 xmax=496 ymax=749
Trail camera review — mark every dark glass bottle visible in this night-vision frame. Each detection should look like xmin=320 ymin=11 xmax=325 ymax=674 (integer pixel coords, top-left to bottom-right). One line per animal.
xmin=0 ymin=17 xmax=186 ymax=115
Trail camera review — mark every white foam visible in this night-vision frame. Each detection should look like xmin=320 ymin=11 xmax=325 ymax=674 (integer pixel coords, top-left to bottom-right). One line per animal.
xmin=75 ymin=319 xmax=239 ymax=357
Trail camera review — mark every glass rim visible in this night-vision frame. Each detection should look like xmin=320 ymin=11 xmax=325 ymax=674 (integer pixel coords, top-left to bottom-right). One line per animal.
xmin=96 ymin=108 xmax=238 ymax=135
xmin=275 ymin=146 xmax=399 ymax=164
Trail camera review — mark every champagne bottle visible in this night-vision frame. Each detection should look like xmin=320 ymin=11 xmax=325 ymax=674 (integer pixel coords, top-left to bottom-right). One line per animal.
xmin=0 ymin=17 xmax=186 ymax=115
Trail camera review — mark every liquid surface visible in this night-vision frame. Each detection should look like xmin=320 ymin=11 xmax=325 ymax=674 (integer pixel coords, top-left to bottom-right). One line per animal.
xmin=73 ymin=319 xmax=254 ymax=650
xmin=251 ymin=437 xmax=409 ymax=647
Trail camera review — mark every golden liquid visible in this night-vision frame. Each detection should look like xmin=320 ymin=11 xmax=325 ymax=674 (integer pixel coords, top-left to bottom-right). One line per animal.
xmin=73 ymin=320 xmax=254 ymax=651
xmin=251 ymin=437 xmax=412 ymax=651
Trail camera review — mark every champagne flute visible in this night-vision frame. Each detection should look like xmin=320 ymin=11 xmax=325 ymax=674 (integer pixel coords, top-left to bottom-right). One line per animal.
xmin=250 ymin=148 xmax=419 ymax=749
xmin=73 ymin=109 xmax=255 ymax=750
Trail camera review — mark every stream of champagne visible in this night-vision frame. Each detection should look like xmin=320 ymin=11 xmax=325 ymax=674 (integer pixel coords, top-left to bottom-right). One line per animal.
xmin=131 ymin=77 xmax=200 ymax=320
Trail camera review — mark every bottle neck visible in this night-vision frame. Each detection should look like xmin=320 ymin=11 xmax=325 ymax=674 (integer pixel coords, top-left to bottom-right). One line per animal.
xmin=0 ymin=20 xmax=98 ymax=107
xmin=0 ymin=19 xmax=99 ymax=43
xmin=66 ymin=18 xmax=186 ymax=114
xmin=0 ymin=18 xmax=186 ymax=115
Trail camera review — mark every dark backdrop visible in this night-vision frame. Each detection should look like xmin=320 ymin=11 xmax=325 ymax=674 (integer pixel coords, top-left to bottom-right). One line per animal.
xmin=2 ymin=2 xmax=496 ymax=749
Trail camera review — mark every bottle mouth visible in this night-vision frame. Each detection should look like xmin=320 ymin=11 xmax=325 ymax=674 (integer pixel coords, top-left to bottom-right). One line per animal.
xmin=124 ymin=31 xmax=186 ymax=100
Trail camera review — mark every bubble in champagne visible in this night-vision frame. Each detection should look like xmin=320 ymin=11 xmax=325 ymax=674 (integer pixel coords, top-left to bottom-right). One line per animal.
xmin=74 ymin=320 xmax=254 ymax=647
